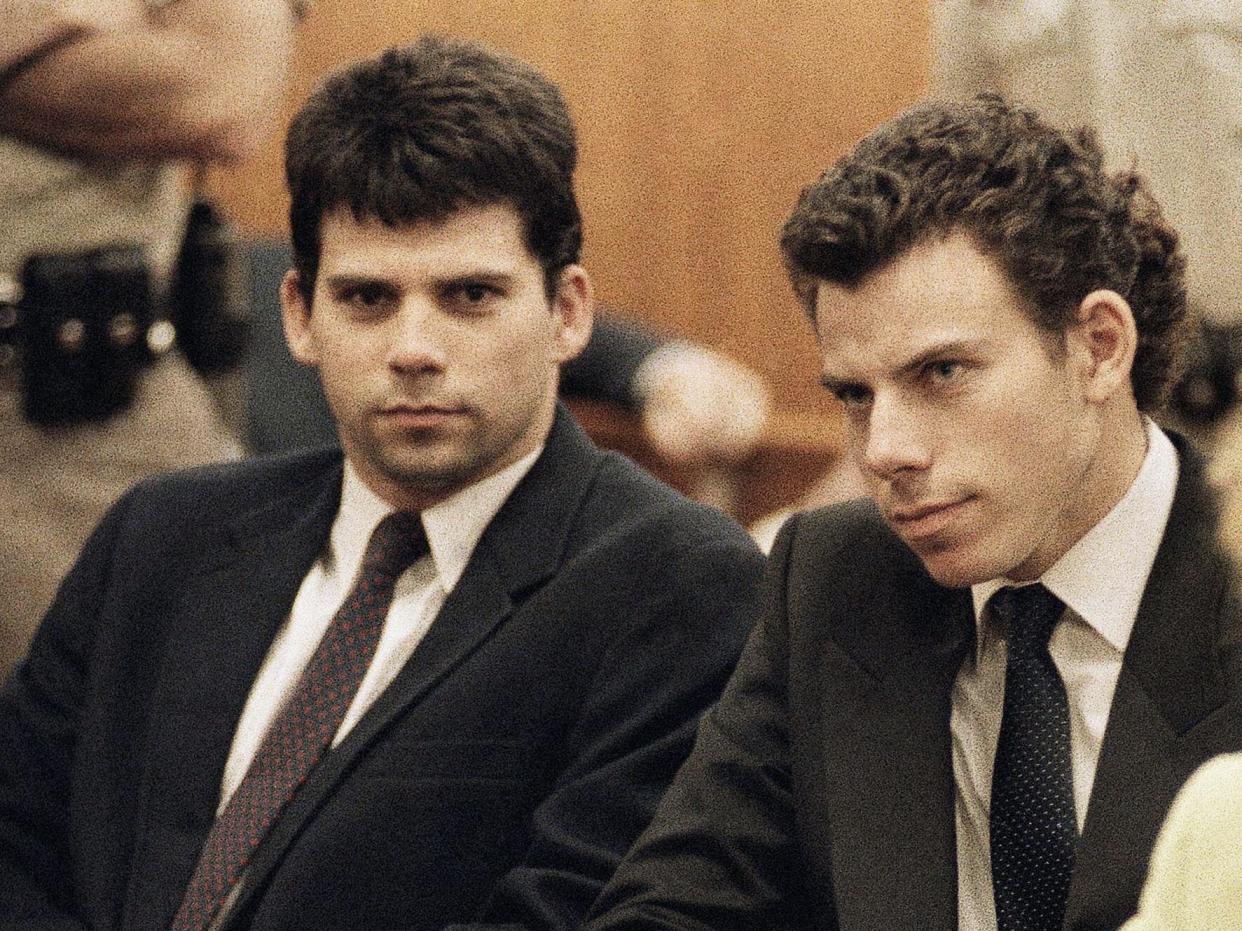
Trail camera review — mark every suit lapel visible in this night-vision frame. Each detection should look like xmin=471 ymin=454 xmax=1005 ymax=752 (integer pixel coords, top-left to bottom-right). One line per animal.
xmin=819 ymin=524 xmax=974 ymax=931
xmin=223 ymin=406 xmax=604 ymax=927
xmin=1068 ymin=443 xmax=1238 ymax=929
xmin=122 ymin=456 xmax=343 ymax=931
xmin=227 ymin=545 xmax=516 ymax=924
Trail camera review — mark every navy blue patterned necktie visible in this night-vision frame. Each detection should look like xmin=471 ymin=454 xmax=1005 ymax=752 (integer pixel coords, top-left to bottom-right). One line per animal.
xmin=172 ymin=510 xmax=427 ymax=931
xmin=989 ymin=583 xmax=1078 ymax=931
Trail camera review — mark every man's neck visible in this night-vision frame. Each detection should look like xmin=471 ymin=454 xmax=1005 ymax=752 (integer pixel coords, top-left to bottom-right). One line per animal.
xmin=1009 ymin=404 xmax=1149 ymax=584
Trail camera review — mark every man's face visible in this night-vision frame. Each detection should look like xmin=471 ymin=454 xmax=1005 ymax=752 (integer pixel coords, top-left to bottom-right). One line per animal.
xmin=816 ymin=234 xmax=1113 ymax=588
xmin=282 ymin=203 xmax=593 ymax=510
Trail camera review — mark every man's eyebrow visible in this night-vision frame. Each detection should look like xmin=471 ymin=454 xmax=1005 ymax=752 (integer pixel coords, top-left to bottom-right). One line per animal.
xmin=436 ymin=269 xmax=518 ymax=287
xmin=323 ymin=273 xmax=396 ymax=290
xmin=818 ymin=373 xmax=862 ymax=394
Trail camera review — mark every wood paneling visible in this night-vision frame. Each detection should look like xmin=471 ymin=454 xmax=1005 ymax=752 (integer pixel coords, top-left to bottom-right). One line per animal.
xmin=211 ymin=0 xmax=930 ymax=444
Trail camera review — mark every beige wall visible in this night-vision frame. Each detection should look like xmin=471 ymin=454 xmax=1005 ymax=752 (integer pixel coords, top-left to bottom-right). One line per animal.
xmin=211 ymin=0 xmax=931 ymax=424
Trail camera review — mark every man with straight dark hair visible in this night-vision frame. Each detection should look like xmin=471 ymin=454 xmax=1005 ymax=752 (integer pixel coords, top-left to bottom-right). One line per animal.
xmin=588 ymin=95 xmax=1242 ymax=930
xmin=0 ymin=36 xmax=762 ymax=931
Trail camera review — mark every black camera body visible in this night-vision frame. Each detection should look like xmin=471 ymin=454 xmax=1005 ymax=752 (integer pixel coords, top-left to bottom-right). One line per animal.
xmin=1170 ymin=317 xmax=1242 ymax=426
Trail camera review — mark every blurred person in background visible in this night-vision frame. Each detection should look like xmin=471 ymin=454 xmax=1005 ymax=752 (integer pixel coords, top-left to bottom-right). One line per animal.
xmin=563 ymin=314 xmax=770 ymax=467
xmin=0 ymin=0 xmax=304 ymax=676
xmin=1120 ymin=750 xmax=1242 ymax=930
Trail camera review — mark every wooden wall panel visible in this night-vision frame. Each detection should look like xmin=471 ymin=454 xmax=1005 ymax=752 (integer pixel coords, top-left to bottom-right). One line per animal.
xmin=211 ymin=0 xmax=931 ymax=429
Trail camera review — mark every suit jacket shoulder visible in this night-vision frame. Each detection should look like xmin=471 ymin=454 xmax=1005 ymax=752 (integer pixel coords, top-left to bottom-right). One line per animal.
xmin=776 ymin=499 xmax=971 ymax=677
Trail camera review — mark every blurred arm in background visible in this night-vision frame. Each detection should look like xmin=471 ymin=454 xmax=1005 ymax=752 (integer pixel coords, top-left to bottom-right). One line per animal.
xmin=0 ymin=0 xmax=295 ymax=160
xmin=566 ymin=314 xmax=771 ymax=468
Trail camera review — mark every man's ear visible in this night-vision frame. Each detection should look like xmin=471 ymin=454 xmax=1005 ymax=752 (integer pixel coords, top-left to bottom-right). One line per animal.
xmin=280 ymin=269 xmax=319 ymax=367
xmin=549 ymin=264 xmax=595 ymax=364
xmin=1067 ymin=288 xmax=1138 ymax=404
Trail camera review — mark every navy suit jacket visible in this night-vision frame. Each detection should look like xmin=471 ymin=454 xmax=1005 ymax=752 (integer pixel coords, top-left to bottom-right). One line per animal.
xmin=589 ymin=438 xmax=1242 ymax=931
xmin=0 ymin=407 xmax=763 ymax=931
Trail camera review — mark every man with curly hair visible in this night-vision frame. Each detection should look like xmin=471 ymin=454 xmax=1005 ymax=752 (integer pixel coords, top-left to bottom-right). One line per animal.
xmin=588 ymin=95 xmax=1242 ymax=931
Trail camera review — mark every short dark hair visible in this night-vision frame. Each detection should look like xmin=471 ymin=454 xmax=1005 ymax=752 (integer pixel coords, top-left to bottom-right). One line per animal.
xmin=780 ymin=94 xmax=1189 ymax=411
xmin=285 ymin=34 xmax=582 ymax=300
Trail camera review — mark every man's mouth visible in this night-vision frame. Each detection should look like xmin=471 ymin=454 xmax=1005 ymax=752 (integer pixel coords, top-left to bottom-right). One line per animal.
xmin=378 ymin=404 xmax=465 ymax=428
xmin=887 ymin=497 xmax=971 ymax=542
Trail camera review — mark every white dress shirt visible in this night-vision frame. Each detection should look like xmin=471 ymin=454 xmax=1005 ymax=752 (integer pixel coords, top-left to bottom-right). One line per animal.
xmin=953 ymin=418 xmax=1179 ymax=930
xmin=217 ymin=447 xmax=541 ymax=812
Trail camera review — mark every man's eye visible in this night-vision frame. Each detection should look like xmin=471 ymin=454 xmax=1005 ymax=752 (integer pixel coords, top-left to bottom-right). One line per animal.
xmin=926 ymin=360 xmax=963 ymax=384
xmin=833 ymin=385 xmax=871 ymax=409
xmin=455 ymin=282 xmax=497 ymax=305
xmin=342 ymin=286 xmax=390 ymax=310
xmin=446 ymin=282 xmax=502 ymax=314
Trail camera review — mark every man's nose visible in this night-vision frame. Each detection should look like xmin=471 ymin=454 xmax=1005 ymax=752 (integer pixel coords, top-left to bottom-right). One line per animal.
xmin=859 ymin=393 xmax=931 ymax=479
xmin=386 ymin=300 xmax=449 ymax=373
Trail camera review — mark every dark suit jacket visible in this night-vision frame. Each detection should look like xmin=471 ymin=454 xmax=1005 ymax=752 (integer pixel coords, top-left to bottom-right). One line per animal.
xmin=0 ymin=407 xmax=763 ymax=931
xmin=588 ymin=439 xmax=1242 ymax=931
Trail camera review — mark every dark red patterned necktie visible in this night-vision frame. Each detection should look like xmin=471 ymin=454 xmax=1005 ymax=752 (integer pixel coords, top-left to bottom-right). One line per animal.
xmin=172 ymin=510 xmax=427 ymax=931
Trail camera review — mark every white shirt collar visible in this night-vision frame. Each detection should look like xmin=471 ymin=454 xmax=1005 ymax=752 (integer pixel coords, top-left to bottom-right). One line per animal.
xmin=330 ymin=446 xmax=543 ymax=593
xmin=971 ymin=417 xmax=1179 ymax=654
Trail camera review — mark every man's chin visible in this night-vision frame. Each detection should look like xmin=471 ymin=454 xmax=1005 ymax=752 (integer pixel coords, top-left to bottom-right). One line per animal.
xmin=909 ymin=541 xmax=994 ymax=589
xmin=347 ymin=445 xmax=485 ymax=508
xmin=379 ymin=457 xmax=477 ymax=496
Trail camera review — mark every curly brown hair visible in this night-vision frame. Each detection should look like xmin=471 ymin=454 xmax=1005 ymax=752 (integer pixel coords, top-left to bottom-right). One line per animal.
xmin=780 ymin=94 xmax=1189 ymax=411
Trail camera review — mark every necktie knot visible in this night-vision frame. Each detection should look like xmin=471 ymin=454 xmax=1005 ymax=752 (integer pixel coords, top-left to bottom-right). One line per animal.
xmin=989 ymin=583 xmax=1064 ymax=651
xmin=362 ymin=511 xmax=427 ymax=579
